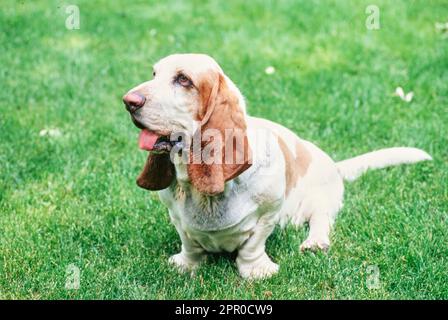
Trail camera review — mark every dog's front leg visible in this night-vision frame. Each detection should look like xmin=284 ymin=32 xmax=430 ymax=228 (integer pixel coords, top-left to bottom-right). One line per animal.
xmin=236 ymin=215 xmax=279 ymax=280
xmin=169 ymin=222 xmax=206 ymax=273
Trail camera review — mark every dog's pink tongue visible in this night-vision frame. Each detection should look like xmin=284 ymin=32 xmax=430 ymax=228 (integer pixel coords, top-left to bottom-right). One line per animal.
xmin=138 ymin=129 xmax=160 ymax=151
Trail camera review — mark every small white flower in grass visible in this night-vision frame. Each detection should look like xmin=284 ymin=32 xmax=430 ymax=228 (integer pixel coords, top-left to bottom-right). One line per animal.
xmin=265 ymin=66 xmax=275 ymax=75
xmin=435 ymin=22 xmax=448 ymax=32
xmin=149 ymin=28 xmax=157 ymax=37
xmin=435 ymin=22 xmax=448 ymax=38
xmin=394 ymin=86 xmax=413 ymax=103
xmin=39 ymin=128 xmax=63 ymax=137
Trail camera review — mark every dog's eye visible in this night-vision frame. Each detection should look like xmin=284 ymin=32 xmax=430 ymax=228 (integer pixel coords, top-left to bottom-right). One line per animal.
xmin=176 ymin=74 xmax=192 ymax=87
xmin=152 ymin=71 xmax=156 ymax=77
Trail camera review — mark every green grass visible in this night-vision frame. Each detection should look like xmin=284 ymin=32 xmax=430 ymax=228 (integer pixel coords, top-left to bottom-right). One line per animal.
xmin=0 ymin=0 xmax=447 ymax=299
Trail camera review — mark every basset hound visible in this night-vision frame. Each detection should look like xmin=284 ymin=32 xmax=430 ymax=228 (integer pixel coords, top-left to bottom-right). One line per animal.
xmin=123 ymin=53 xmax=431 ymax=279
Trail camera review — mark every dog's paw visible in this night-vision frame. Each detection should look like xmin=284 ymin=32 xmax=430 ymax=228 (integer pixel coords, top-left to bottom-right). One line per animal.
xmin=237 ymin=254 xmax=279 ymax=280
xmin=300 ymin=236 xmax=330 ymax=252
xmin=168 ymin=253 xmax=200 ymax=273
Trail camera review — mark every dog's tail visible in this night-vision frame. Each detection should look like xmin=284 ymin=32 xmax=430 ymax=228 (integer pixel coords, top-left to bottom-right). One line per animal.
xmin=336 ymin=147 xmax=432 ymax=182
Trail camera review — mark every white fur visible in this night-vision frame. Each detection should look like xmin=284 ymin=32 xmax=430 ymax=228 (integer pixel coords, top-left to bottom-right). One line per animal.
xmin=336 ymin=147 xmax=432 ymax=181
xmin=128 ymin=54 xmax=432 ymax=280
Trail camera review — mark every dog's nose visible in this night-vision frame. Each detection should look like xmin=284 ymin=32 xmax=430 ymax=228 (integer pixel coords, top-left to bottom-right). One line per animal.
xmin=123 ymin=92 xmax=146 ymax=113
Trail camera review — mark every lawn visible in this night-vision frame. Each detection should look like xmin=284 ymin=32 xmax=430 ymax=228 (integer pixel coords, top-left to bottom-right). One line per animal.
xmin=0 ymin=0 xmax=447 ymax=299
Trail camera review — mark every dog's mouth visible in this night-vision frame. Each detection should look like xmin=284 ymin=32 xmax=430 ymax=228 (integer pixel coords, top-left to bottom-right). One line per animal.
xmin=132 ymin=116 xmax=183 ymax=153
xmin=138 ymin=129 xmax=175 ymax=152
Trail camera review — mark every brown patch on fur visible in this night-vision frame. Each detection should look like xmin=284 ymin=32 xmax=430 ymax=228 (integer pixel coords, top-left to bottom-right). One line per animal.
xmin=137 ymin=152 xmax=175 ymax=191
xmin=278 ymin=137 xmax=311 ymax=196
xmin=187 ymin=71 xmax=252 ymax=195
xmin=295 ymin=140 xmax=311 ymax=178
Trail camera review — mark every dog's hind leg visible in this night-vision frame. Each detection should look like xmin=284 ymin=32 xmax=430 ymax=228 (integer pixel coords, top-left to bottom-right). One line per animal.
xmin=299 ymin=212 xmax=332 ymax=251
xmin=298 ymin=179 xmax=344 ymax=252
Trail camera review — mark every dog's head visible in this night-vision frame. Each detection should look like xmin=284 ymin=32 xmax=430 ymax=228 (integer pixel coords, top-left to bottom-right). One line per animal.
xmin=123 ymin=54 xmax=252 ymax=195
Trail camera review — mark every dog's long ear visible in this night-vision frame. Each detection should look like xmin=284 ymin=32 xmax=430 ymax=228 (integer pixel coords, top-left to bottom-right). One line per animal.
xmin=137 ymin=152 xmax=175 ymax=191
xmin=187 ymin=72 xmax=252 ymax=195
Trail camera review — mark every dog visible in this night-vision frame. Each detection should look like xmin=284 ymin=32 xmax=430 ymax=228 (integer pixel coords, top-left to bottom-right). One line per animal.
xmin=123 ymin=53 xmax=432 ymax=279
